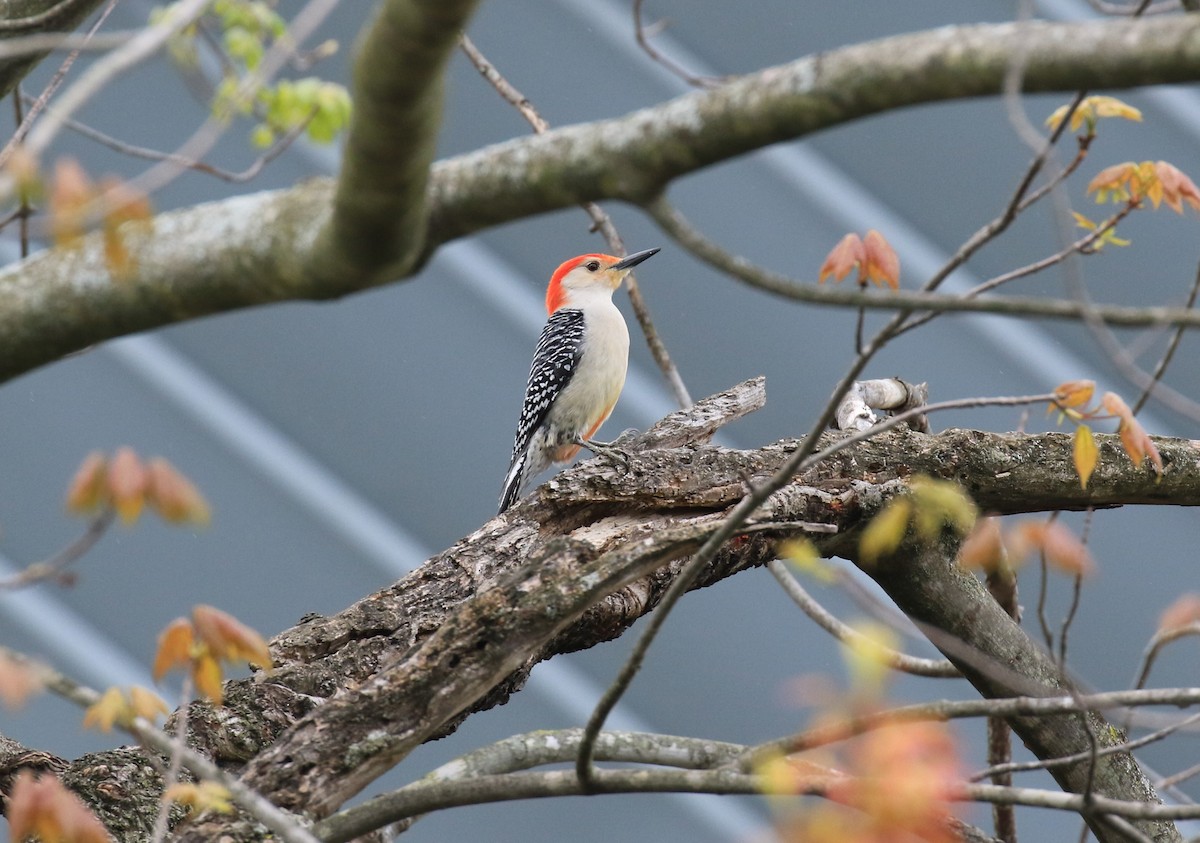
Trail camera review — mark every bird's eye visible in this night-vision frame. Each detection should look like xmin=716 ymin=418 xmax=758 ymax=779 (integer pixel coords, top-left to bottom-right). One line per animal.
xmin=585 ymin=260 xmax=601 ymax=272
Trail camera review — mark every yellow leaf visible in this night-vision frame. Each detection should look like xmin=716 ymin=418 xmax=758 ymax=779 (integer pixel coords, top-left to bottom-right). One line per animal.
xmin=153 ymin=617 xmax=195 ymax=681
xmin=129 ymin=686 xmax=169 ymax=722
xmin=781 ymin=538 xmax=835 ymax=583
xmin=193 ymin=651 xmax=225 ymax=705
xmin=909 ymin=476 xmax=977 ymax=540
xmin=858 ymin=498 xmax=911 ymax=565
xmin=1054 ymin=379 xmax=1095 ymax=410
xmin=1073 ymin=425 xmax=1098 ymax=490
xmin=164 ymin=781 xmax=234 ymax=814
xmin=83 ymin=686 xmax=129 ymax=732
xmin=843 ymin=622 xmax=898 ymax=696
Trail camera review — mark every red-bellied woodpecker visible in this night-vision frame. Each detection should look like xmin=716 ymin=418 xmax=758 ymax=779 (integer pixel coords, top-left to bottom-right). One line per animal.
xmin=498 ymin=247 xmax=660 ymax=514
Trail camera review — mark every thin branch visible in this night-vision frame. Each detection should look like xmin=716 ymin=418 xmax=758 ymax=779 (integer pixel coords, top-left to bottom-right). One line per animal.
xmin=737 ymin=688 xmax=1200 ymax=770
xmin=973 ymin=711 xmax=1200 ymax=783
xmin=22 ymin=0 xmax=213 ymax=159
xmin=896 ymin=202 xmax=1137 ymax=338
xmin=766 ymin=559 xmax=960 ymax=678
xmin=643 ymin=195 xmax=1200 ymax=330
xmin=40 ymin=98 xmax=314 ymax=183
xmin=1131 ymin=256 xmax=1200 ymax=415
xmin=0 ymin=509 xmax=114 ymax=589
xmin=631 ymin=0 xmax=721 ymax=88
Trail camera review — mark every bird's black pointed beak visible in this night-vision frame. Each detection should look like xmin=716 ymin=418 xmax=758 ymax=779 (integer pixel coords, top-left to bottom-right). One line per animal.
xmin=612 ymin=247 xmax=660 ymax=271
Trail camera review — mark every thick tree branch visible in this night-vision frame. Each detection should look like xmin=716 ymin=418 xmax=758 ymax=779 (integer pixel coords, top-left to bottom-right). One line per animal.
xmin=1 ymin=17 xmax=1199 ymax=383
xmin=307 ymin=0 xmax=479 ymax=286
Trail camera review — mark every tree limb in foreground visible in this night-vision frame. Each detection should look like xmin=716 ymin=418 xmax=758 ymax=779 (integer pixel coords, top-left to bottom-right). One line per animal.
xmin=2 ymin=379 xmax=1193 ymax=840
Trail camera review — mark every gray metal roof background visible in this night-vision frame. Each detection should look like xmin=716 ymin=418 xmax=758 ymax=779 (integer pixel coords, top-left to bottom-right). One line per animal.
xmin=0 ymin=1 xmax=1198 ymax=840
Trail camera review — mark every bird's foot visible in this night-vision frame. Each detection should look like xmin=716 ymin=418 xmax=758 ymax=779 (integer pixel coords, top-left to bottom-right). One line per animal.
xmin=576 ymin=435 xmax=631 ymax=472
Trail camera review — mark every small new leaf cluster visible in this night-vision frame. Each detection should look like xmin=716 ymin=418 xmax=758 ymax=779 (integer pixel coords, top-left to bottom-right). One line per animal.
xmin=1088 ymin=160 xmax=1200 ymax=214
xmin=858 ymin=475 xmax=976 ymax=565
xmin=1050 ymin=380 xmax=1163 ymax=490
xmin=66 ymin=447 xmax=211 ymax=526
xmin=153 ymin=604 xmax=272 ymax=705
xmin=42 ymin=158 xmax=153 ymax=279
xmin=959 ymin=516 xmax=1094 ymax=578
xmin=818 ymin=230 xmax=900 ymax=290
xmin=82 ymin=685 xmax=168 ymax=732
xmin=163 ymin=0 xmax=352 ymax=148
xmin=1045 ymin=94 xmax=1142 ymax=135
xmin=163 ymin=781 xmax=234 ymax=816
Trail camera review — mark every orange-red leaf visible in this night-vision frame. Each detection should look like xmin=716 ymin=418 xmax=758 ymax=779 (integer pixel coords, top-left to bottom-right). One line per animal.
xmin=8 ymin=771 xmax=112 ymax=843
xmin=0 ymin=650 xmax=42 ymax=709
xmin=191 ymin=604 xmax=272 ymax=671
xmin=1087 ymin=162 xmax=1136 ymax=203
xmin=1154 ymin=160 xmax=1200 ymax=215
xmin=862 ymin=229 xmax=900 ymax=290
xmin=1158 ymin=593 xmax=1200 ymax=635
xmin=65 ymin=451 xmax=108 ymax=515
xmin=1073 ymin=425 xmax=1098 ymax=490
xmin=958 ymin=516 xmax=1005 ymax=573
xmin=106 ymin=447 xmax=147 ymax=525
xmin=1054 ymin=379 xmax=1095 ymax=410
xmin=1010 ymin=521 xmax=1095 ymax=577
xmin=1103 ymin=391 xmax=1163 ymax=475
xmin=147 ymin=458 xmax=211 ymax=526
xmin=153 ymin=617 xmax=195 ymax=681
xmin=819 ymin=233 xmax=865 ymax=284
xmin=48 ymin=158 xmax=94 ymax=249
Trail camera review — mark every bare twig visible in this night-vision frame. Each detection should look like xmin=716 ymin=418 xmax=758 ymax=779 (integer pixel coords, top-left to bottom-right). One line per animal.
xmin=643 ymin=195 xmax=1200 ymax=330
xmin=1131 ymin=257 xmax=1200 ymax=415
xmin=22 ymin=0 xmax=213 ymax=159
xmin=0 ymin=510 xmax=114 ymax=589
xmin=738 ymin=687 xmax=1200 ymax=769
xmin=767 ymin=559 xmax=960 ymax=678
xmin=896 ymin=202 xmax=1137 ymax=337
xmin=39 ymin=98 xmax=314 ymax=183
xmin=974 ymin=711 xmax=1200 ymax=783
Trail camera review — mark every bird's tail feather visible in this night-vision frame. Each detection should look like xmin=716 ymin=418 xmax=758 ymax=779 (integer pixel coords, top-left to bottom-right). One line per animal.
xmin=498 ymin=453 xmax=526 ymax=514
